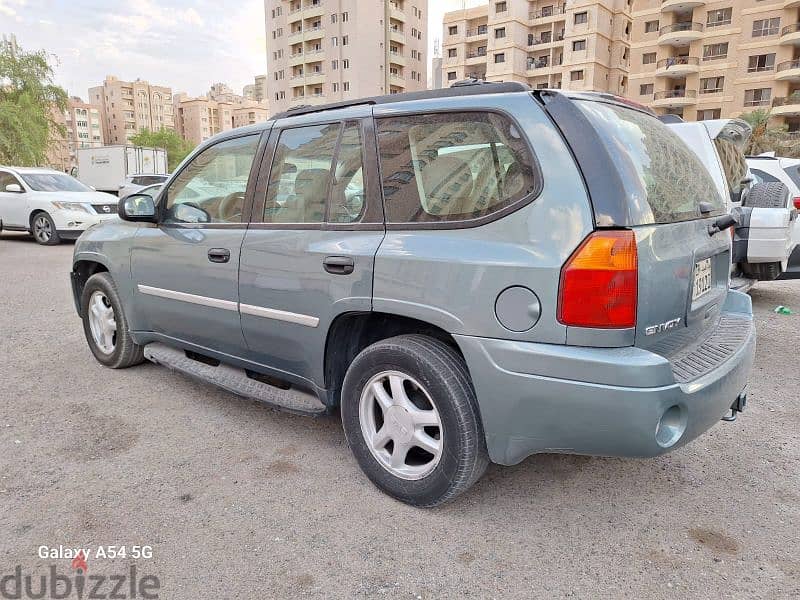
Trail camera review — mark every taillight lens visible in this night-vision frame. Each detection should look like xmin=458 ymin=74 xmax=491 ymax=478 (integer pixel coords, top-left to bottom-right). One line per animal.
xmin=793 ymin=196 xmax=800 ymax=210
xmin=558 ymin=230 xmax=638 ymax=329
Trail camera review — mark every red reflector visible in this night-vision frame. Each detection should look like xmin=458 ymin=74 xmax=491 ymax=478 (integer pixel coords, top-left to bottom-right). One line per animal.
xmin=793 ymin=196 xmax=800 ymax=210
xmin=558 ymin=230 xmax=638 ymax=329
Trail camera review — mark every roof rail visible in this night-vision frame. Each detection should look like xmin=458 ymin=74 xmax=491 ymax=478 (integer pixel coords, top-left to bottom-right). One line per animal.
xmin=271 ymin=81 xmax=531 ymax=120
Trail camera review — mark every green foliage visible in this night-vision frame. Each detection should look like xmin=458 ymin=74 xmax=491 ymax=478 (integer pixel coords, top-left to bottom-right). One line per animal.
xmin=130 ymin=128 xmax=195 ymax=171
xmin=0 ymin=42 xmax=68 ymax=166
xmin=737 ymin=109 xmax=800 ymax=159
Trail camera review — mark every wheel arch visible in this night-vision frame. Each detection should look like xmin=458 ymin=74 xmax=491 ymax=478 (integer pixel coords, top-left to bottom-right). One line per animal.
xmin=323 ymin=311 xmax=466 ymax=408
xmin=71 ymin=257 xmax=111 ymax=317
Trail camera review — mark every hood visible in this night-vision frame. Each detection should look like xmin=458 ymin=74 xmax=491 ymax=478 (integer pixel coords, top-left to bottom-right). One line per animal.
xmin=41 ymin=191 xmax=119 ymax=204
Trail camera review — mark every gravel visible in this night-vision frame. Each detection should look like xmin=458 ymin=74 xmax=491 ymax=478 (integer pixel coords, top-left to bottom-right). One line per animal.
xmin=1 ymin=232 xmax=798 ymax=599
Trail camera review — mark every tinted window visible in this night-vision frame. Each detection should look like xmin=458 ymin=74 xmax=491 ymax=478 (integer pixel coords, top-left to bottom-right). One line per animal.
xmin=137 ymin=175 xmax=167 ymax=186
xmin=264 ymin=123 xmax=338 ymax=224
xmin=21 ymin=174 xmax=90 ymax=192
xmin=329 ymin=122 xmax=365 ymax=223
xmin=782 ymin=164 xmax=800 ymax=190
xmin=376 ymin=112 xmax=538 ymax=223
xmin=577 ymin=101 xmax=724 ymax=223
xmin=750 ymin=168 xmax=779 ymax=184
xmin=165 ymin=134 xmax=259 ymax=224
xmin=0 ymin=172 xmax=22 ymax=191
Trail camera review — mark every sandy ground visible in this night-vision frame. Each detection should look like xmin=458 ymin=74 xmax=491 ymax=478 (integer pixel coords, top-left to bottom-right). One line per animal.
xmin=0 ymin=231 xmax=798 ymax=599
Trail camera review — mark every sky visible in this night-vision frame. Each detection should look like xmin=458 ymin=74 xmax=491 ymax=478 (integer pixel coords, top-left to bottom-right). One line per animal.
xmin=1 ymin=0 xmax=486 ymax=100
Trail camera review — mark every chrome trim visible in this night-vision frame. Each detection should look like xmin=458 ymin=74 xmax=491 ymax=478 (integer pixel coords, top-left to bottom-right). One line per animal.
xmin=137 ymin=285 xmax=238 ymax=311
xmin=240 ymin=303 xmax=320 ymax=328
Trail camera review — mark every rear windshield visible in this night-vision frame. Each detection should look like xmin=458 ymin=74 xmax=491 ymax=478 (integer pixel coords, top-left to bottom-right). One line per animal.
xmin=577 ymin=101 xmax=724 ymax=224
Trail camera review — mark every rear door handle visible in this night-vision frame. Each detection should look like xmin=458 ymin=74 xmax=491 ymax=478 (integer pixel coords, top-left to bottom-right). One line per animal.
xmin=208 ymin=248 xmax=231 ymax=263
xmin=323 ymin=255 xmax=354 ymax=275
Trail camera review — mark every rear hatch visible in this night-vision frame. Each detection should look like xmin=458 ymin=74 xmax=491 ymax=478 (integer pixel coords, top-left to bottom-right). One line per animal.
xmin=570 ymin=99 xmax=732 ymax=356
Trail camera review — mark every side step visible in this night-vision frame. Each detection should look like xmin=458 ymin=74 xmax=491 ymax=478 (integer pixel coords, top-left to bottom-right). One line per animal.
xmin=143 ymin=343 xmax=327 ymax=416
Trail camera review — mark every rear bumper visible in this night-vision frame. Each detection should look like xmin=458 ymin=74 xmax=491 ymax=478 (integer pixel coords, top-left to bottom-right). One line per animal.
xmin=455 ymin=290 xmax=756 ymax=466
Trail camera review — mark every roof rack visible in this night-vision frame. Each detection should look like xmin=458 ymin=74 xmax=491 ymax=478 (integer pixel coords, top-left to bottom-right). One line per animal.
xmin=271 ymin=81 xmax=530 ymax=120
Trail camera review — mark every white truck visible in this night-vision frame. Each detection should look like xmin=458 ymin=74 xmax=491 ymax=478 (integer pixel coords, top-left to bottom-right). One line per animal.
xmin=75 ymin=146 xmax=168 ymax=194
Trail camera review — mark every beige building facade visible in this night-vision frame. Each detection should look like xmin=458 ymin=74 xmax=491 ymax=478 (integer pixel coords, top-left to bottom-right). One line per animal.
xmin=47 ymin=97 xmax=105 ymax=172
xmin=243 ymin=74 xmax=269 ymax=104
xmin=265 ymin=0 xmax=429 ymax=113
xmin=89 ymin=76 xmax=174 ymax=145
xmin=174 ymin=92 xmax=270 ymax=144
xmin=630 ymin=0 xmax=800 ymax=128
xmin=442 ymin=1 xmax=633 ymax=94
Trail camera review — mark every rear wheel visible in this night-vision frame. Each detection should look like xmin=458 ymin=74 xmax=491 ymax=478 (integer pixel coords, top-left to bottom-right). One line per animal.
xmin=741 ymin=182 xmax=789 ymax=281
xmin=341 ymin=334 xmax=488 ymax=507
xmin=31 ymin=212 xmax=61 ymax=245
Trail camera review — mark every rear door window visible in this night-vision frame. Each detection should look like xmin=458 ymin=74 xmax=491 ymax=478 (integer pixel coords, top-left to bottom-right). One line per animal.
xmin=376 ymin=112 xmax=539 ymax=224
xmin=576 ymin=101 xmax=724 ymax=223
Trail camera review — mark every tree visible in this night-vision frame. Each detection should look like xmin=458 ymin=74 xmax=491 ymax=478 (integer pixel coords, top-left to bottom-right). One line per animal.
xmin=739 ymin=109 xmax=800 ymax=158
xmin=0 ymin=42 xmax=68 ymax=166
xmin=130 ymin=128 xmax=195 ymax=172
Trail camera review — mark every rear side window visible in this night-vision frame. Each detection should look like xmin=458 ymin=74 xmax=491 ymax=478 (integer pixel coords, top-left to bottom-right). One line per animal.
xmin=376 ymin=112 xmax=538 ymax=224
xmin=782 ymin=164 xmax=800 ymax=190
xmin=577 ymin=101 xmax=724 ymax=223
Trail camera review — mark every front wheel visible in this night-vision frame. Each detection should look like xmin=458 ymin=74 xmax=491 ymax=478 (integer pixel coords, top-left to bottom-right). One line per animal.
xmin=31 ymin=212 xmax=61 ymax=245
xmin=80 ymin=272 xmax=144 ymax=368
xmin=341 ymin=334 xmax=488 ymax=507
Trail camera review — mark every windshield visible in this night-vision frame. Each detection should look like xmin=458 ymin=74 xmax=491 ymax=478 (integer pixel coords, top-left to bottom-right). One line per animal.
xmin=577 ymin=101 xmax=724 ymax=224
xmin=21 ymin=174 xmax=92 ymax=193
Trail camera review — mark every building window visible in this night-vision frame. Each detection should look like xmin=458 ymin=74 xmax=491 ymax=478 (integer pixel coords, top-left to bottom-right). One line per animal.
xmin=449 ymin=25 xmax=458 ymax=35
xmin=495 ymin=1 xmax=507 ymax=13
xmin=494 ymin=53 xmax=505 ymax=63
xmin=447 ymin=71 xmax=457 ymax=81
xmin=706 ymin=8 xmax=732 ymax=28
xmin=331 ymin=14 xmax=337 ymax=23
xmin=342 ymin=12 xmax=349 ymax=22
xmin=343 ymin=82 xmax=350 ymax=91
xmin=642 ymin=52 xmax=656 ymax=65
xmin=698 ymin=109 xmax=722 ymax=120
xmin=495 ymin=27 xmax=506 ymax=39
xmin=700 ymin=76 xmax=724 ymax=94
xmin=574 ymin=12 xmax=588 ymax=25
xmin=570 ymin=70 xmax=584 ymax=81
xmin=332 ymin=82 xmax=339 ymax=92
xmin=331 ymin=36 xmax=338 ymax=46
xmin=343 ymin=59 xmax=350 ymax=69
xmin=572 ymin=40 xmax=586 ymax=51
xmin=639 ymin=83 xmax=653 ymax=96
xmin=703 ymin=42 xmax=728 ymax=61
xmin=448 ymin=48 xmax=457 ymax=57
xmin=332 ymin=59 xmax=338 ymax=70
xmin=644 ymin=20 xmax=659 ymax=33
xmin=748 ymin=53 xmax=776 ymax=72
xmin=744 ymin=88 xmax=771 ymax=107
xmin=342 ymin=35 xmax=349 ymax=45
xmin=752 ymin=18 xmax=780 ymax=38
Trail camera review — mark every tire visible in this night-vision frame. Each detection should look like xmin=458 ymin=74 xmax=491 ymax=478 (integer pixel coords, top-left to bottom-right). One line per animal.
xmin=741 ymin=261 xmax=783 ymax=282
xmin=80 ymin=272 xmax=145 ymax=368
xmin=341 ymin=334 xmax=488 ymax=507
xmin=30 ymin=211 xmax=61 ymax=245
xmin=743 ymin=182 xmax=790 ymax=209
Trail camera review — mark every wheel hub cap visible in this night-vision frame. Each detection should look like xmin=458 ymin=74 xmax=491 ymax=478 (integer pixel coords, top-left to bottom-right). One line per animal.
xmin=87 ymin=291 xmax=117 ymax=355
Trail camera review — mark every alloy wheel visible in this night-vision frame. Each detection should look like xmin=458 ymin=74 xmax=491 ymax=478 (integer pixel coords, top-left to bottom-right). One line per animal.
xmin=33 ymin=215 xmax=52 ymax=243
xmin=87 ymin=291 xmax=117 ymax=354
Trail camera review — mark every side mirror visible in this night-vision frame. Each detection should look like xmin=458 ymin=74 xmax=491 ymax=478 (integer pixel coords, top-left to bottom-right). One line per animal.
xmin=119 ymin=193 xmax=157 ymax=222
xmin=5 ymin=184 xmax=23 ymax=193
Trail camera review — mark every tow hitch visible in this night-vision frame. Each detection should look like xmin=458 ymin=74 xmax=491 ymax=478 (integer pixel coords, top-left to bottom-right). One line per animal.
xmin=722 ymin=392 xmax=748 ymax=422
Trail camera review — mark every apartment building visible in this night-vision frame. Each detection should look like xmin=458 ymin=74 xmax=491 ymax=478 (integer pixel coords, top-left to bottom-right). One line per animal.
xmin=174 ymin=92 xmax=270 ymax=145
xmin=243 ymin=74 xmax=269 ymax=104
xmin=46 ymin=97 xmax=105 ymax=172
xmin=441 ymin=1 xmax=633 ymax=94
xmin=265 ymin=0 xmax=428 ymax=113
xmin=1 ymin=33 xmax=18 ymax=55
xmin=630 ymin=0 xmax=800 ymax=129
xmin=89 ymin=76 xmax=174 ymax=145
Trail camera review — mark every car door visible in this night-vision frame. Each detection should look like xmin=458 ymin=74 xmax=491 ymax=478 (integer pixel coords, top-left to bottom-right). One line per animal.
xmin=0 ymin=171 xmax=29 ymax=228
xmin=129 ymin=131 xmax=267 ymax=356
xmin=238 ymin=109 xmax=385 ymax=390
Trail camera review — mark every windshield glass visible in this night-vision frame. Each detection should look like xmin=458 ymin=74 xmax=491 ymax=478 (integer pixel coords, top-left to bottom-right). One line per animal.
xmin=21 ymin=174 xmax=92 ymax=193
xmin=577 ymin=101 xmax=724 ymax=224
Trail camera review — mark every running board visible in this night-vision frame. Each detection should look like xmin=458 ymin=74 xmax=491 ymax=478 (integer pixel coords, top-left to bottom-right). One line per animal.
xmin=143 ymin=343 xmax=327 ymax=416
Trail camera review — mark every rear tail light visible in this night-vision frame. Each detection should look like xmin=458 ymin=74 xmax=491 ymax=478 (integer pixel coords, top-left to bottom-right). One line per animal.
xmin=793 ymin=197 xmax=800 ymax=210
xmin=558 ymin=230 xmax=638 ymax=329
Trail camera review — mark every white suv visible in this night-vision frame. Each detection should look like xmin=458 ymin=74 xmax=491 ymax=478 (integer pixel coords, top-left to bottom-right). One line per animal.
xmin=118 ymin=174 xmax=170 ymax=200
xmin=0 ymin=167 xmax=120 ymax=245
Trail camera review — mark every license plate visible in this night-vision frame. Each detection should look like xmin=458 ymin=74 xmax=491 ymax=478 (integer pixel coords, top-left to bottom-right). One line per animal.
xmin=692 ymin=258 xmax=712 ymax=301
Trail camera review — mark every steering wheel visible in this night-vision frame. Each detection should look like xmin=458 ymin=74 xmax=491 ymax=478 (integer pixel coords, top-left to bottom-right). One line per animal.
xmin=218 ymin=192 xmax=245 ymax=222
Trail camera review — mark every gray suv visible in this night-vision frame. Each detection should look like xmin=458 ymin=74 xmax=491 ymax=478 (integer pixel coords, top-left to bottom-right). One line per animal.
xmin=71 ymin=84 xmax=756 ymax=507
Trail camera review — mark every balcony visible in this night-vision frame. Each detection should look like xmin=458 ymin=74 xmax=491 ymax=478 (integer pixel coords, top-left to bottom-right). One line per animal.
xmin=658 ymin=22 xmax=704 ymax=46
xmin=390 ymin=29 xmax=406 ymax=44
xmin=389 ymin=51 xmax=406 ymax=66
xmin=651 ymin=89 xmax=697 ymax=108
xmin=303 ymin=25 xmax=324 ymax=41
xmin=289 ymin=52 xmax=305 ymax=66
xmin=390 ymin=73 xmax=405 ymax=84
xmin=466 ymin=27 xmax=488 ymax=38
xmin=781 ymin=24 xmax=800 ymax=45
xmin=655 ymin=56 xmax=700 ymax=77
xmin=389 ymin=3 xmax=406 ymax=22
xmin=466 ymin=50 xmax=487 ymax=64
xmin=772 ymin=95 xmax=800 ymax=115
xmin=661 ymin=0 xmax=706 ymax=12
xmin=530 ymin=7 xmax=566 ymax=20
xmin=776 ymin=60 xmax=800 ymax=81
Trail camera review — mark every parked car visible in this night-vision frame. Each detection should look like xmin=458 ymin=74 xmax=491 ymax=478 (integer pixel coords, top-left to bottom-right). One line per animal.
xmin=746 ymin=154 xmax=800 ymax=279
xmin=134 ymin=183 xmax=163 ymax=200
xmin=118 ymin=174 xmax=170 ymax=200
xmin=667 ymin=119 xmax=796 ymax=285
xmin=0 ymin=167 xmax=120 ymax=245
xmin=70 ymin=84 xmax=755 ymax=507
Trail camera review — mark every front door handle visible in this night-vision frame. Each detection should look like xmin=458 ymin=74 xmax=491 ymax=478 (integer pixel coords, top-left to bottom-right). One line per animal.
xmin=208 ymin=248 xmax=231 ymax=263
xmin=323 ymin=255 xmax=354 ymax=275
